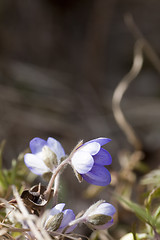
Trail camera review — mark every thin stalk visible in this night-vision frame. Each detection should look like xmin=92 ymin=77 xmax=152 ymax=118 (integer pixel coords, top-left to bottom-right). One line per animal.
xmin=44 ymin=140 xmax=83 ymax=201
xmin=44 ymin=157 xmax=70 ymax=200
xmin=52 ymin=173 xmax=60 ymax=205
xmin=154 ymin=228 xmax=160 ymax=240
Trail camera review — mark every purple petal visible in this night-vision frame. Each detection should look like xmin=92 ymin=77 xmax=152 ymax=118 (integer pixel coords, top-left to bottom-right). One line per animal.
xmin=82 ymin=165 xmax=111 ymax=186
xmin=29 ymin=137 xmax=47 ymax=154
xmin=24 ymin=153 xmax=50 ymax=175
xmin=47 ymin=137 xmax=65 ymax=162
xmin=81 ymin=142 xmax=100 ymax=156
xmin=60 ymin=209 xmax=76 ymax=233
xmin=93 ymin=148 xmax=112 ymax=166
xmin=71 ymin=151 xmax=94 ymax=174
xmin=49 ymin=203 xmax=65 ymax=216
xmin=86 ymin=137 xmax=111 ymax=146
xmin=90 ymin=203 xmax=116 ymax=217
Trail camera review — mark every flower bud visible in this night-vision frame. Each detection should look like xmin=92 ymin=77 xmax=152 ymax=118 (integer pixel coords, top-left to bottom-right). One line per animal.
xmin=88 ymin=214 xmax=112 ymax=226
xmin=83 ymin=200 xmax=116 ymax=230
xmin=45 ymin=212 xmax=64 ymax=232
xmin=44 ymin=203 xmax=77 ymax=234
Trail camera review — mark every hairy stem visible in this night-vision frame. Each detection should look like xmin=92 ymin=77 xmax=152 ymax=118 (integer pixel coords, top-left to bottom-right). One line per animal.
xmin=44 ymin=158 xmax=70 ymax=201
xmin=44 ymin=140 xmax=83 ymax=201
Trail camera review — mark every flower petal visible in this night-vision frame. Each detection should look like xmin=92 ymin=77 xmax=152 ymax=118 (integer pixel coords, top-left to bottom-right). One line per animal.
xmin=24 ymin=153 xmax=50 ymax=175
xmin=29 ymin=137 xmax=47 ymax=154
xmin=82 ymin=165 xmax=111 ymax=186
xmin=71 ymin=151 xmax=94 ymax=174
xmin=47 ymin=137 xmax=65 ymax=162
xmin=81 ymin=142 xmax=100 ymax=155
xmin=89 ymin=203 xmax=116 ymax=217
xmin=93 ymin=148 xmax=112 ymax=166
xmin=45 ymin=203 xmax=65 ymax=227
xmin=59 ymin=209 xmax=76 ymax=233
xmin=86 ymin=137 xmax=111 ymax=146
xmin=49 ymin=203 xmax=65 ymax=216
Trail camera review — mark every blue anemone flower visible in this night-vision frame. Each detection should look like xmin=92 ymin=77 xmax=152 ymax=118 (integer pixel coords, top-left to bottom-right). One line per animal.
xmin=71 ymin=137 xmax=112 ymax=186
xmin=24 ymin=137 xmax=65 ymax=175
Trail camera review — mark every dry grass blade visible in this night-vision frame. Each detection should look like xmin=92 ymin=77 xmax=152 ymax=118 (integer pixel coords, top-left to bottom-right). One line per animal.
xmin=0 ymin=228 xmax=7 ymax=236
xmin=12 ymin=185 xmax=52 ymax=240
xmin=112 ymin=39 xmax=143 ymax=150
xmin=0 ymin=222 xmax=29 ymax=232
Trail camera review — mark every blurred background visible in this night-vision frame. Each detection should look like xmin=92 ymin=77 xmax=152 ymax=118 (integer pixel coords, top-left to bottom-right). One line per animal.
xmin=0 ymin=0 xmax=160 ymax=236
